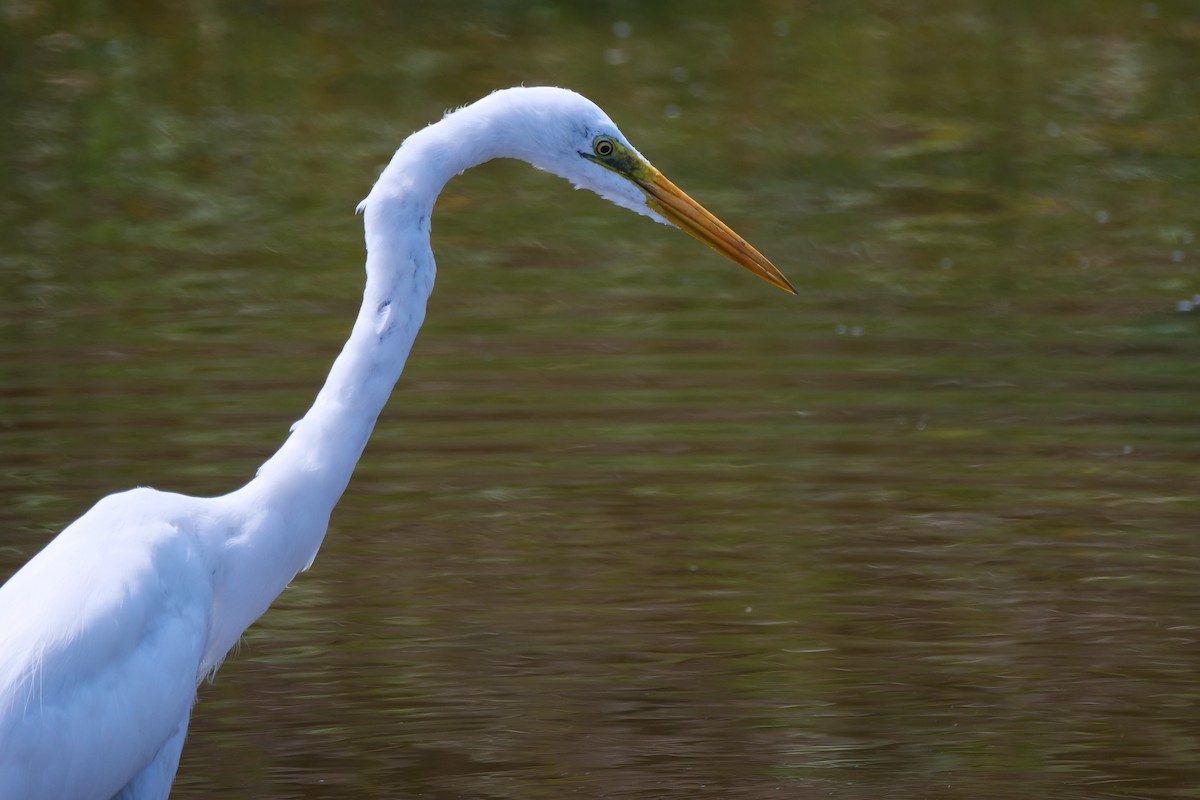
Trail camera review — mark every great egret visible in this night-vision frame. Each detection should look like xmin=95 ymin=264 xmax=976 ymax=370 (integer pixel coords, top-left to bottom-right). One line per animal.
xmin=0 ymin=86 xmax=794 ymax=799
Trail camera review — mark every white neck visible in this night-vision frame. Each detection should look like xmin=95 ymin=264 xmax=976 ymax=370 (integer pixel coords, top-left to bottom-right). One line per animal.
xmin=243 ymin=134 xmax=475 ymax=564
xmin=251 ymin=96 xmax=535 ymax=517
xmin=202 ymin=102 xmax=517 ymax=664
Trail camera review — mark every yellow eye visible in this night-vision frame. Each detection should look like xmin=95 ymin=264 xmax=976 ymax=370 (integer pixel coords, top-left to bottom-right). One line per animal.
xmin=593 ymin=137 xmax=616 ymax=157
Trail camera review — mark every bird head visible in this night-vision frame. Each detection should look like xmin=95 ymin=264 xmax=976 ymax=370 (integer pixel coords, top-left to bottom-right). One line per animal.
xmin=483 ymin=87 xmax=796 ymax=295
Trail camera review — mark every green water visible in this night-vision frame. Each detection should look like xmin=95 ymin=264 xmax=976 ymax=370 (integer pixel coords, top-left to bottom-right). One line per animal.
xmin=2 ymin=2 xmax=1199 ymax=798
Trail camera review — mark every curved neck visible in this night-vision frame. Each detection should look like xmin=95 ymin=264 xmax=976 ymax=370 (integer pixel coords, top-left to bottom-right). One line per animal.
xmin=230 ymin=101 xmax=511 ymax=576
xmin=247 ymin=224 xmax=433 ymax=527
xmin=195 ymin=89 xmax=617 ymax=672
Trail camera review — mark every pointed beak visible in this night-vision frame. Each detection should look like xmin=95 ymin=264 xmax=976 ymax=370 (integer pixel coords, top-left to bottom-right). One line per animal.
xmin=633 ymin=166 xmax=796 ymax=295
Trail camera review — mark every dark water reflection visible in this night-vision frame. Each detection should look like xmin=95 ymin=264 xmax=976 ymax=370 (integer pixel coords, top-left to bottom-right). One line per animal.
xmin=2 ymin=2 xmax=1199 ymax=798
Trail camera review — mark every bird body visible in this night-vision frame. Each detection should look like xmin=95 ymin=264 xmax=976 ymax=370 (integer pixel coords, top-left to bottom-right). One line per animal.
xmin=0 ymin=489 xmax=209 ymax=798
xmin=0 ymin=87 xmax=792 ymax=799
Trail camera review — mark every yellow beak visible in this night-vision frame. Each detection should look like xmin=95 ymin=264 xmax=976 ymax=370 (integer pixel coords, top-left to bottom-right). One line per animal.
xmin=634 ymin=165 xmax=796 ymax=295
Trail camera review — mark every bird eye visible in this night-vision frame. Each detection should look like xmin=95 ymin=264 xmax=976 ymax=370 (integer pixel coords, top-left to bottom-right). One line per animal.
xmin=593 ymin=137 xmax=616 ymax=157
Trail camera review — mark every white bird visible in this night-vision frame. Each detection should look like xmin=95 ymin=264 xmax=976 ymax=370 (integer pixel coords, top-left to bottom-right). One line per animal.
xmin=0 ymin=86 xmax=794 ymax=799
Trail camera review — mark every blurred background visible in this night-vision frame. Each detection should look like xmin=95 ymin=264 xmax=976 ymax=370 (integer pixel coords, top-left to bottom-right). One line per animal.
xmin=1 ymin=1 xmax=1199 ymax=798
